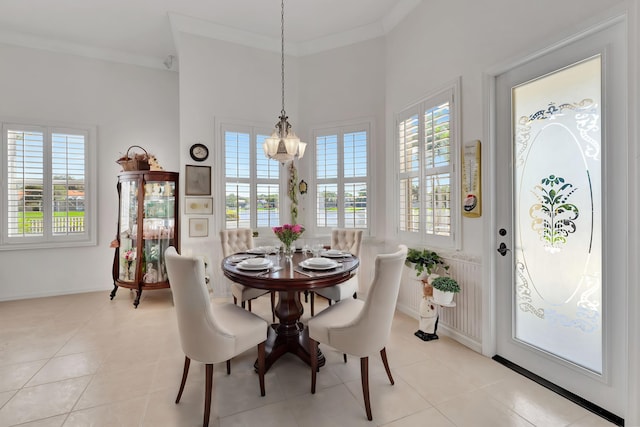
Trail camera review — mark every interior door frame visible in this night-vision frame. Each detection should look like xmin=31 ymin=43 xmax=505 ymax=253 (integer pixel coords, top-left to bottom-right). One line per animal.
xmin=482 ymin=11 xmax=636 ymax=422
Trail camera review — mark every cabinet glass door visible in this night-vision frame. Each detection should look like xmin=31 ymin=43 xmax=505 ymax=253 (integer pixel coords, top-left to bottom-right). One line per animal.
xmin=119 ymin=179 xmax=138 ymax=282
xmin=142 ymin=180 xmax=176 ymax=284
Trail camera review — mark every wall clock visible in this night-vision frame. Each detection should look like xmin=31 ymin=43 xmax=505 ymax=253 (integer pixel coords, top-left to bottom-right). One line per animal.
xmin=189 ymin=143 xmax=209 ymax=162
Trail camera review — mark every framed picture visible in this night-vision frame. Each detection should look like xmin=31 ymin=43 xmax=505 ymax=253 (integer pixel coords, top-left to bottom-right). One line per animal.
xmin=185 ymin=165 xmax=211 ymax=195
xmin=185 ymin=197 xmax=213 ymax=215
xmin=461 ymin=140 xmax=481 ymax=218
xmin=189 ymin=218 xmax=209 ymax=237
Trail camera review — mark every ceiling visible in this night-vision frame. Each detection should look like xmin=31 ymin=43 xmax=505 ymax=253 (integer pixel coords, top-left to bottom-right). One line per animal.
xmin=0 ymin=0 xmax=421 ymax=69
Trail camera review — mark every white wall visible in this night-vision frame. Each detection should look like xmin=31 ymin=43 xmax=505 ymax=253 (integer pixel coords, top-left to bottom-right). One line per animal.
xmin=297 ymin=38 xmax=386 ymax=239
xmin=384 ymin=0 xmax=625 ymax=257
xmin=175 ymin=33 xmax=387 ymax=292
xmin=0 ymin=44 xmax=179 ymax=301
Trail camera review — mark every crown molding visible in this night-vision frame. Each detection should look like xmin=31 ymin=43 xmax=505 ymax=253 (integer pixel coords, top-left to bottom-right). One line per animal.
xmin=0 ymin=0 xmax=421 ymax=68
xmin=0 ymin=28 xmax=172 ymax=71
xmin=170 ymin=0 xmax=421 ymax=57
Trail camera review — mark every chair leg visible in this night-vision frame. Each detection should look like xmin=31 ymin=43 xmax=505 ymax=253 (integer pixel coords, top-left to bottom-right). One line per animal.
xmin=310 ymin=292 xmax=315 ymax=316
xmin=310 ymin=338 xmax=318 ymax=394
xmin=343 ymin=354 xmax=347 ymax=363
xmin=258 ymin=341 xmax=266 ymax=396
xmin=270 ymin=292 xmax=276 ymax=323
xmin=226 ymin=360 xmax=231 ymax=375
xmin=175 ymin=356 xmax=190 ymax=403
xmin=204 ymin=364 xmax=213 ymax=427
xmin=248 ymin=299 xmax=252 ymax=312
xmin=233 ymin=296 xmax=238 ymax=305
xmin=304 ymin=290 xmax=309 ymax=302
xmin=328 ymin=300 xmax=333 ymax=306
xmin=353 ymin=292 xmax=357 ymax=299
xmin=241 ymin=301 xmax=246 ymax=309
xmin=380 ymin=347 xmax=394 ymax=385
xmin=360 ymin=357 xmax=372 ymax=421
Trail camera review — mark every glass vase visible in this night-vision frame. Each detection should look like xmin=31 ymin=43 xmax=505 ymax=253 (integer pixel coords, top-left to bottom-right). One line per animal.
xmin=284 ymin=243 xmax=294 ymax=261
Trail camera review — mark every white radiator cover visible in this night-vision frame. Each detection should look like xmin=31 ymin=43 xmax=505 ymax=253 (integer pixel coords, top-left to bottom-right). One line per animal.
xmin=397 ymin=254 xmax=482 ymax=352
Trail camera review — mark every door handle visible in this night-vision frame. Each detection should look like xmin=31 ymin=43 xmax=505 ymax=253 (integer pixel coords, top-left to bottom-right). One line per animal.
xmin=497 ymin=242 xmax=510 ymax=256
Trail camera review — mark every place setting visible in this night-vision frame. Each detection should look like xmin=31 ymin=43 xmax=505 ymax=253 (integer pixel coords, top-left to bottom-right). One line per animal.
xmin=319 ymin=249 xmax=353 ymax=260
xmin=295 ymin=256 xmax=342 ymax=277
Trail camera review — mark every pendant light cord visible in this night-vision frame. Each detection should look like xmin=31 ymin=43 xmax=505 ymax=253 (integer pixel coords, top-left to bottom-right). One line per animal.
xmin=281 ymin=0 xmax=286 ymax=117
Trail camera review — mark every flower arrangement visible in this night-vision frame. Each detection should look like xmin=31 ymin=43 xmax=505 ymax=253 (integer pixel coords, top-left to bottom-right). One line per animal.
xmin=122 ymin=249 xmax=136 ymax=280
xmin=272 ymin=223 xmax=305 ymax=252
xmin=124 ymin=249 xmax=136 ymax=263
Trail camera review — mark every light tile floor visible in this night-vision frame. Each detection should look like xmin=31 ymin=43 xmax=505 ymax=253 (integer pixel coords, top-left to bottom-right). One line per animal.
xmin=0 ymin=289 xmax=616 ymax=427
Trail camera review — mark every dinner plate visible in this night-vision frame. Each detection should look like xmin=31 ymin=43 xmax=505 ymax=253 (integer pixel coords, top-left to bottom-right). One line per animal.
xmin=305 ymin=257 xmax=335 ymax=266
xmin=229 ymin=254 xmax=250 ymax=263
xmin=237 ymin=259 xmax=272 ymax=270
xmin=321 ymin=249 xmax=350 ymax=258
xmin=247 ymin=247 xmax=266 ymax=255
xmin=299 ymin=259 xmax=339 ymax=270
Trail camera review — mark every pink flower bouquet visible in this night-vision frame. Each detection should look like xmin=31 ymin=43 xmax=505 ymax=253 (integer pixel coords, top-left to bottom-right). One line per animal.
xmin=272 ymin=223 xmax=305 ymax=250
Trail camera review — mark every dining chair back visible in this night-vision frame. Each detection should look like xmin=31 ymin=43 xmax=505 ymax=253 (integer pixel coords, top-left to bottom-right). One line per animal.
xmin=165 ymin=246 xmax=267 ymax=427
xmin=310 ymin=228 xmax=363 ymax=315
xmin=308 ymin=244 xmax=408 ymax=421
xmin=220 ymin=228 xmax=275 ymax=320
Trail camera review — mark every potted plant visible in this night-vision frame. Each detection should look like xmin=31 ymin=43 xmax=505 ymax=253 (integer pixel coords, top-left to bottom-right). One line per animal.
xmin=405 ymin=248 xmax=449 ymax=278
xmin=430 ymin=276 xmax=460 ymax=305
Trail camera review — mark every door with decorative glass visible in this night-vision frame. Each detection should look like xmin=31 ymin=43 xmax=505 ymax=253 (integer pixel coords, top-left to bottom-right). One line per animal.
xmin=495 ymin=20 xmax=626 ymax=419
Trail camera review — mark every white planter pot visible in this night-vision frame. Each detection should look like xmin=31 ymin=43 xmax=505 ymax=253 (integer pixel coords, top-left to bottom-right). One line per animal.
xmin=433 ymin=288 xmax=454 ymax=305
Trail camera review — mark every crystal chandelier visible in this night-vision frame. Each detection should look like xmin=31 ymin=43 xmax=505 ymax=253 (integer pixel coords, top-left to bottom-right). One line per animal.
xmin=263 ymin=0 xmax=306 ymax=164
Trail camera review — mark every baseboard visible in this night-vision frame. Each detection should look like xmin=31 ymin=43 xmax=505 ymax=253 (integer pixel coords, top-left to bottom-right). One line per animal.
xmin=0 ymin=287 xmax=109 ymax=302
xmin=492 ymin=355 xmax=624 ymax=426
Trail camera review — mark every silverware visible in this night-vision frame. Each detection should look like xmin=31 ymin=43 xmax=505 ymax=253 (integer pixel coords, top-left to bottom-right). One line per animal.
xmin=295 ymin=269 xmax=314 ymax=277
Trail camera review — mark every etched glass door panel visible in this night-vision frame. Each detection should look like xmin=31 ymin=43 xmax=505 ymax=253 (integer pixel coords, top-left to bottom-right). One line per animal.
xmin=496 ymin=20 xmax=626 ymax=417
xmin=513 ymin=57 xmax=602 ymax=373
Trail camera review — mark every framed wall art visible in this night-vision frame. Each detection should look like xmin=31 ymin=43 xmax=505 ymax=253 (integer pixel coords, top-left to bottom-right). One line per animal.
xmin=461 ymin=140 xmax=481 ymax=218
xmin=189 ymin=218 xmax=209 ymax=237
xmin=185 ymin=197 xmax=213 ymax=215
xmin=185 ymin=165 xmax=211 ymax=195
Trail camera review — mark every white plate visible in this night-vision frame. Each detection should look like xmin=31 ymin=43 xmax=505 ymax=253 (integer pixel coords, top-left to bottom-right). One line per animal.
xmin=229 ymin=254 xmax=250 ymax=263
xmin=305 ymin=257 xmax=335 ymax=266
xmin=237 ymin=259 xmax=272 ymax=270
xmin=299 ymin=259 xmax=339 ymax=270
xmin=247 ymin=247 xmax=266 ymax=254
xmin=321 ymin=250 xmax=349 ymax=258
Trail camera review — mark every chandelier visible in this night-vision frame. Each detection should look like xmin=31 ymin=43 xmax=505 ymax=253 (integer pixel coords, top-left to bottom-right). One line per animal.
xmin=263 ymin=0 xmax=306 ymax=164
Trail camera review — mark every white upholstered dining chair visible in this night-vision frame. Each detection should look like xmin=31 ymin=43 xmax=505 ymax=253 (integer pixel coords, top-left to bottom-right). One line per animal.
xmin=220 ymin=228 xmax=275 ymax=322
xmin=165 ymin=246 xmax=268 ymax=427
xmin=308 ymin=244 xmax=407 ymax=421
xmin=310 ymin=228 xmax=363 ymax=316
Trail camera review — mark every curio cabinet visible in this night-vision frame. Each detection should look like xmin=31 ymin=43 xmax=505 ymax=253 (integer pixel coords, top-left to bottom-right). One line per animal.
xmin=111 ymin=171 xmax=179 ymax=307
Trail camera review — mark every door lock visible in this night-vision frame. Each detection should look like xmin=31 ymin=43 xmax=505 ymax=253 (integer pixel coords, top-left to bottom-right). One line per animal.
xmin=497 ymin=242 xmax=510 ymax=256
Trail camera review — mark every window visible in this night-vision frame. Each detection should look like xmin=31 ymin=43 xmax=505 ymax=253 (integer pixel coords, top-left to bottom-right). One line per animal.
xmin=397 ymin=84 xmax=459 ymax=247
xmin=1 ymin=121 xmax=96 ymax=249
xmin=224 ymin=126 xmax=281 ymax=230
xmin=315 ymin=123 xmax=369 ymax=231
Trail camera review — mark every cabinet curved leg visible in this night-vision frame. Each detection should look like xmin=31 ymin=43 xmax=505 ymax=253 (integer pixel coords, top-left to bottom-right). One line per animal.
xmin=134 ymin=285 xmax=142 ymax=308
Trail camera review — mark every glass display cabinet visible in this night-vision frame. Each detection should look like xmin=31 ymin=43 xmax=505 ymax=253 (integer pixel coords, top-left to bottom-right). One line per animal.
xmin=111 ymin=171 xmax=179 ymax=307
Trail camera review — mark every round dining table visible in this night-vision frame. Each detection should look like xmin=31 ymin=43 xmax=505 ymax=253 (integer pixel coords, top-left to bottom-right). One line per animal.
xmin=222 ymin=250 xmax=359 ymax=372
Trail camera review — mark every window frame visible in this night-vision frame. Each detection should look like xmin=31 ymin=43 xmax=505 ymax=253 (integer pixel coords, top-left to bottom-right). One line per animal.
xmin=220 ymin=122 xmax=284 ymax=233
xmin=311 ymin=120 xmax=371 ymax=236
xmin=1 ymin=118 xmax=97 ymax=250
xmin=395 ymin=81 xmax=461 ymax=249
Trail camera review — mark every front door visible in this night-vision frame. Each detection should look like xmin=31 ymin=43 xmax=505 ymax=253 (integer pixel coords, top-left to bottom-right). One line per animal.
xmin=495 ymin=19 xmax=627 ymax=418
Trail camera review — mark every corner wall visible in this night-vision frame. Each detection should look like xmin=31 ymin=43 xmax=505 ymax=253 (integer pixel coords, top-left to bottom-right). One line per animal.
xmin=0 ymin=44 xmax=179 ymax=301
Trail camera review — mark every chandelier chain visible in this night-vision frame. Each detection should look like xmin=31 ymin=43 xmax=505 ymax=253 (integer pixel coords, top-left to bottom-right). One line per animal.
xmin=281 ymin=0 xmax=285 ymax=116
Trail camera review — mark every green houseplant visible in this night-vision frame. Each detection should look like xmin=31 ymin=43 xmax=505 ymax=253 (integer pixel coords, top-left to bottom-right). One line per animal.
xmin=430 ymin=276 xmax=460 ymax=305
xmin=405 ymin=248 xmax=449 ymax=277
